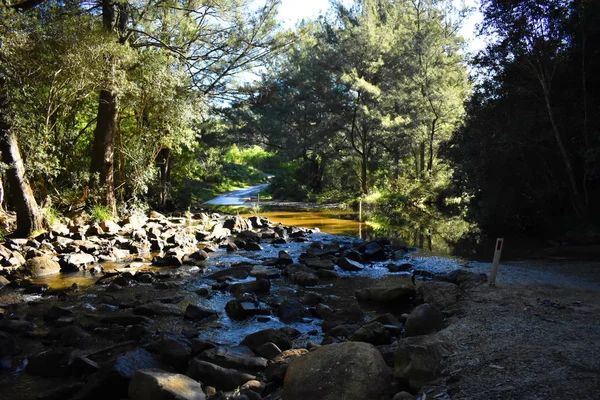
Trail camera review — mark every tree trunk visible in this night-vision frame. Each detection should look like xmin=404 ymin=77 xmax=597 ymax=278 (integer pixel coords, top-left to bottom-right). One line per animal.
xmin=419 ymin=141 xmax=426 ymax=179
xmin=360 ymin=151 xmax=368 ymax=195
xmin=541 ymin=83 xmax=587 ymax=217
xmin=0 ymin=130 xmax=44 ymax=237
xmin=427 ymin=118 xmax=437 ymax=173
xmin=157 ymin=147 xmax=171 ymax=210
xmin=90 ymin=89 xmax=118 ymax=215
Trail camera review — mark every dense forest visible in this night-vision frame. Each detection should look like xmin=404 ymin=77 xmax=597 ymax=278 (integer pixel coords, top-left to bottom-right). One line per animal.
xmin=1 ymin=0 xmax=599 ymax=243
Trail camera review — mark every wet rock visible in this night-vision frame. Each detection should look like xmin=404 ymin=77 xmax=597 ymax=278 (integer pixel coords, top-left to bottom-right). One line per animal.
xmin=249 ymin=266 xmax=280 ymax=280
xmin=160 ymin=338 xmax=192 ymax=372
xmin=75 ymin=348 xmax=168 ymax=399
xmin=265 ymin=349 xmax=308 ymax=382
xmin=186 ymin=359 xmax=256 ymax=391
xmin=387 ymin=262 xmax=412 ymax=273
xmin=349 ymin=321 xmax=391 ymax=345
xmin=240 ymin=328 xmax=293 ymax=352
xmin=300 ymin=292 xmax=324 ymax=306
xmin=22 ymin=255 xmax=61 ymax=277
xmin=316 ymin=269 xmax=339 ymax=280
xmin=45 ymin=325 xmax=91 ymax=347
xmin=134 ymin=302 xmax=183 ymax=317
xmin=207 ymin=265 xmax=252 ymax=280
xmin=68 ymin=356 xmax=100 ymax=376
xmin=255 ymin=342 xmax=282 ymax=360
xmin=152 ymin=252 xmax=184 ymax=267
xmin=198 ymin=346 xmax=267 ymax=374
xmin=290 ymin=271 xmax=319 ymax=286
xmin=184 ymin=304 xmax=218 ymax=321
xmin=276 ymin=251 xmax=294 ymax=265
xmin=238 ymin=230 xmax=260 ymax=243
xmin=99 ymin=314 xmax=153 ymax=326
xmin=226 ymin=241 xmax=239 ymax=252
xmin=283 ymin=342 xmax=391 ymax=400
xmin=277 ymin=299 xmax=308 ymax=323
xmin=129 ymin=368 xmax=206 ymax=400
xmin=301 ymin=257 xmax=334 ymax=270
xmin=223 ymin=216 xmax=251 ymax=233
xmin=191 ymin=339 xmax=217 ymax=356
xmin=244 ymin=242 xmax=263 ymax=251
xmin=188 ymin=250 xmax=209 ymax=261
xmin=59 ymin=253 xmax=96 ymax=272
xmin=394 ymin=333 xmax=453 ymax=390
xmin=404 ymin=303 xmax=444 ymax=337
xmin=355 ymin=284 xmax=416 ymax=304
xmin=27 ymin=348 xmax=72 ymax=377
xmin=225 ymin=299 xmax=269 ymax=321
xmin=0 ymin=276 xmax=11 ymax=291
xmin=0 ymin=319 xmax=35 ymax=334
xmin=361 ymin=241 xmax=387 ymax=261
xmin=320 ymin=304 xmax=365 ymax=332
xmin=336 ymin=257 xmax=364 ymax=271
xmin=0 ymin=331 xmax=20 ymax=358
xmin=230 ymin=279 xmax=271 ymax=297
xmin=392 ymin=391 xmax=415 ymax=400
xmin=416 ymin=281 xmax=460 ymax=310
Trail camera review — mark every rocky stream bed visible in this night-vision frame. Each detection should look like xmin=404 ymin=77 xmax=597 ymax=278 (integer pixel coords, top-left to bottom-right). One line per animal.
xmin=2 ymin=210 xmax=595 ymax=400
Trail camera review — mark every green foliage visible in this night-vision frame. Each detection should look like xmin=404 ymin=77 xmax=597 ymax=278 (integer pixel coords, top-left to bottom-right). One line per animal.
xmin=91 ymin=206 xmax=113 ymax=223
xmin=43 ymin=207 xmax=63 ymax=228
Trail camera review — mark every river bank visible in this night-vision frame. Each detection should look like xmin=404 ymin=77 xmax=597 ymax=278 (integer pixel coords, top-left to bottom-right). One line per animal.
xmin=0 ymin=209 xmax=598 ymax=400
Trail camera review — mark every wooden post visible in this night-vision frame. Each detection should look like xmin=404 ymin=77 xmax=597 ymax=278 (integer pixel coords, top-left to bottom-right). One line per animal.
xmin=489 ymin=238 xmax=504 ymax=286
xmin=359 ymin=197 xmax=363 ymax=222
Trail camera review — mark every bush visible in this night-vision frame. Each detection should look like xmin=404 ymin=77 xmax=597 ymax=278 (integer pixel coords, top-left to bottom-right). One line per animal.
xmin=91 ymin=205 xmax=113 ymax=223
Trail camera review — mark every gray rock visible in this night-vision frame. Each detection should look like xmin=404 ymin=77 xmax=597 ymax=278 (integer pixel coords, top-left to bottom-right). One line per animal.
xmin=283 ymin=342 xmax=391 ymax=400
xmin=349 ymin=321 xmax=391 ymax=345
xmin=229 ymin=279 xmax=270 ymax=297
xmin=404 ymin=303 xmax=444 ymax=337
xmin=355 ymin=285 xmax=415 ymax=304
xmin=59 ymin=253 xmax=96 ymax=272
xmin=255 ymin=342 xmax=282 ymax=360
xmin=186 ymin=359 xmax=255 ymax=391
xmin=336 ymin=257 xmax=364 ymax=271
xmin=276 ymin=299 xmax=308 ymax=323
xmin=198 ymin=346 xmax=267 ymax=374
xmin=394 ymin=333 xmax=453 ymax=390
xmin=160 ymin=338 xmax=192 ymax=373
xmin=184 ymin=304 xmax=218 ymax=321
xmin=290 ymin=271 xmax=319 ymax=286
xmin=23 ymin=255 xmax=61 ymax=277
xmin=240 ymin=329 xmax=292 ymax=352
xmin=134 ymin=302 xmax=182 ymax=317
xmin=129 ymin=369 xmax=206 ymax=400
xmin=416 ymin=281 xmax=460 ymax=310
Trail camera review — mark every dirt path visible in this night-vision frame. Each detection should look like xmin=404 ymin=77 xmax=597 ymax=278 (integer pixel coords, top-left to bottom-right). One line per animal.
xmin=438 ymin=279 xmax=600 ymax=399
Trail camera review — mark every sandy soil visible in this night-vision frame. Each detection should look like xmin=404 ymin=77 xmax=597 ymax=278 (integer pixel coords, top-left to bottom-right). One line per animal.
xmin=436 ymin=277 xmax=600 ymax=399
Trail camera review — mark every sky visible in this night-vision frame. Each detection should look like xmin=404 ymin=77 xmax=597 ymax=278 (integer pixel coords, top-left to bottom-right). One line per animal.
xmin=276 ymin=0 xmax=485 ymax=54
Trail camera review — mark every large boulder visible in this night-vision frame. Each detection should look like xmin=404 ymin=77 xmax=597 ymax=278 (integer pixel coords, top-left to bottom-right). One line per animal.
xmin=197 ymin=346 xmax=267 ymax=374
xmin=283 ymin=342 xmax=392 ymax=400
xmin=394 ymin=333 xmax=453 ymax=390
xmin=404 ymin=303 xmax=444 ymax=337
xmin=240 ymin=329 xmax=292 ymax=352
xmin=23 ymin=255 xmax=61 ymax=277
xmin=416 ymin=281 xmax=460 ymax=310
xmin=59 ymin=253 xmax=96 ymax=272
xmin=276 ymin=299 xmax=308 ymax=323
xmin=129 ymin=369 xmax=205 ymax=400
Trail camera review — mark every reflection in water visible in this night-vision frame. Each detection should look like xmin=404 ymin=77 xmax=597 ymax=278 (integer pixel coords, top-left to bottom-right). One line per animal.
xmin=242 ymin=208 xmax=473 ymax=256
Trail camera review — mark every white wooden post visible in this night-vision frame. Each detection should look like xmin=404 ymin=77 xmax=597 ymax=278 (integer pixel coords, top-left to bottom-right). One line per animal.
xmin=359 ymin=197 xmax=363 ymax=222
xmin=489 ymin=238 xmax=504 ymax=286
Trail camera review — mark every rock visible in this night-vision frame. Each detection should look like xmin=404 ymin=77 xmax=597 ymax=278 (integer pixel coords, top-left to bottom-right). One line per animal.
xmin=129 ymin=369 xmax=206 ymax=400
xmin=45 ymin=325 xmax=91 ymax=347
xmin=255 ymin=342 xmax=282 ymax=360
xmin=277 ymin=299 xmax=308 ymax=323
xmin=23 ymin=255 xmax=62 ymax=277
xmin=59 ymin=253 xmax=96 ymax=272
xmin=0 ymin=331 xmax=20 ymax=358
xmin=134 ymin=302 xmax=183 ymax=317
xmin=290 ymin=271 xmax=319 ymax=286
xmin=229 ymin=279 xmax=270 ymax=297
xmin=209 ymin=225 xmax=231 ymax=242
xmin=223 ymin=216 xmax=251 ymax=233
xmin=99 ymin=314 xmax=152 ymax=326
xmin=283 ymin=342 xmax=391 ymax=400
xmin=244 ymin=242 xmax=263 ymax=251
xmin=27 ymin=348 xmax=72 ymax=377
xmin=361 ymin=241 xmax=387 ymax=261
xmin=387 ymin=262 xmax=412 ymax=273
xmin=238 ymin=230 xmax=260 ymax=243
xmin=393 ymin=391 xmax=415 ymax=400
xmin=160 ymin=338 xmax=192 ymax=373
xmin=435 ymin=269 xmax=487 ymax=289
xmin=416 ymin=281 xmax=460 ymax=310
xmin=265 ymin=349 xmax=308 ymax=382
xmin=225 ymin=299 xmax=269 ymax=321
xmin=191 ymin=339 xmax=217 ymax=356
xmin=152 ymin=253 xmax=183 ymax=267
xmin=336 ymin=257 xmax=364 ymax=271
xmin=349 ymin=321 xmax=391 ymax=345
xmin=394 ymin=333 xmax=453 ymax=390
xmin=184 ymin=304 xmax=218 ymax=321
xmin=0 ymin=275 xmax=10 ymax=289
xmin=0 ymin=319 xmax=35 ymax=334
xmin=76 ymin=348 xmax=168 ymax=399
xmin=198 ymin=346 xmax=267 ymax=374
xmin=207 ymin=266 xmax=252 ymax=280
xmin=186 ymin=360 xmax=255 ymax=391
xmin=355 ymin=285 xmax=415 ymax=304
xmin=240 ymin=329 xmax=292 ymax=352
xmin=404 ymin=303 xmax=444 ymax=337
xmin=301 ymin=257 xmax=334 ymax=270
xmin=226 ymin=241 xmax=239 ymax=252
